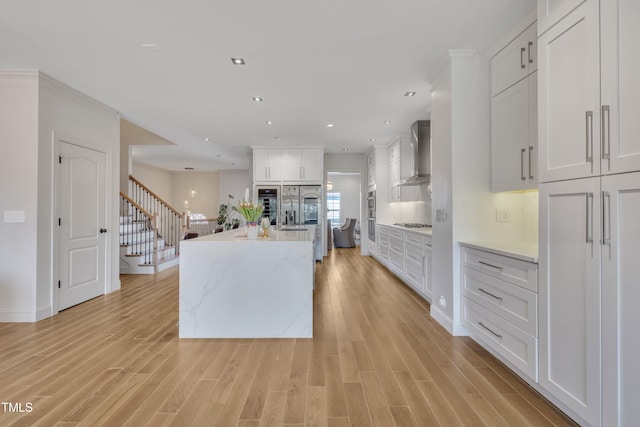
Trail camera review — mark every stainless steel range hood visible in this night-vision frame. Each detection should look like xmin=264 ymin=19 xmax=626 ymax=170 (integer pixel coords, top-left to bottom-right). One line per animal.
xmin=397 ymin=120 xmax=431 ymax=186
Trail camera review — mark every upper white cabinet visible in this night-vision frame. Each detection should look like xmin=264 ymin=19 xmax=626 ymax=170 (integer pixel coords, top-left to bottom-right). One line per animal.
xmin=253 ymin=149 xmax=282 ymax=182
xmin=492 ymin=73 xmax=538 ymax=191
xmin=281 ymin=149 xmax=323 ymax=182
xmin=600 ymin=0 xmax=640 ymax=175
xmin=252 ymin=147 xmax=323 ymax=183
xmin=491 ymin=22 xmax=537 ymax=96
xmin=539 ymin=0 xmax=640 ymax=182
xmin=491 ymin=18 xmax=538 ymax=192
xmin=538 ymin=0 xmax=600 ymax=182
xmin=388 ymin=137 xmax=413 ymax=201
xmin=537 ymin=0 xmax=586 ymax=35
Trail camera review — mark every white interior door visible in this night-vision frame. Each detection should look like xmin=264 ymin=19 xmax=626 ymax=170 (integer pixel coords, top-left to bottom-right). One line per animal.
xmin=58 ymin=141 xmax=107 ymax=310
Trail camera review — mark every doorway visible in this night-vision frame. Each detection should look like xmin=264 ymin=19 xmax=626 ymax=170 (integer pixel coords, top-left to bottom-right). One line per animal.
xmin=57 ymin=140 xmax=107 ymax=310
xmin=326 ymin=172 xmax=362 ymax=249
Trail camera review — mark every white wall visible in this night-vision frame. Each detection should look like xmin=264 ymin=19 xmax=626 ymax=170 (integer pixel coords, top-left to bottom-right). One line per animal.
xmin=173 ymin=171 xmax=220 ymax=219
xmin=132 ymin=161 xmax=173 ymax=202
xmin=0 ymin=71 xmax=120 ymax=322
xmin=0 ymin=73 xmax=39 ymax=321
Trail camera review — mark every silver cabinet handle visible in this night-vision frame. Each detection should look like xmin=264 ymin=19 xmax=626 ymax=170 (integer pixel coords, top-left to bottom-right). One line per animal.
xmin=479 ymin=260 xmax=503 ymax=271
xmin=478 ymin=322 xmax=503 ymax=339
xmin=586 ymin=111 xmax=594 ymax=166
xmin=586 ymin=192 xmax=594 ymax=244
xmin=521 ymin=148 xmax=526 ymax=181
xmin=520 ymin=47 xmax=526 ymax=69
xmin=603 ymin=191 xmax=611 ymax=246
xmin=528 ymin=41 xmax=534 ymax=64
xmin=528 ymin=146 xmax=534 ymax=180
xmin=478 ymin=288 xmax=503 ymax=301
xmin=601 ymin=105 xmax=611 ymax=171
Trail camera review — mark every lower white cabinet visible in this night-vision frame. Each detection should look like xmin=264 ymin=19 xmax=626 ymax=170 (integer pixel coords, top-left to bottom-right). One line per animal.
xmin=540 ymin=171 xmax=640 ymax=426
xmin=460 ymin=244 xmax=538 ymax=382
xmin=372 ymin=225 xmax=431 ymax=302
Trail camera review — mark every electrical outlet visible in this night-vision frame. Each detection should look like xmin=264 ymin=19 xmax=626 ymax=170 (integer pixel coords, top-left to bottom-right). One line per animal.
xmin=496 ymin=208 xmax=510 ymax=222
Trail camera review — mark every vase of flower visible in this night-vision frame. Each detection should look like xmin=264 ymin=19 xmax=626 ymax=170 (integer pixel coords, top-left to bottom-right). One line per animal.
xmin=246 ymin=221 xmax=259 ymax=240
xmin=237 ymin=199 xmax=264 ymax=240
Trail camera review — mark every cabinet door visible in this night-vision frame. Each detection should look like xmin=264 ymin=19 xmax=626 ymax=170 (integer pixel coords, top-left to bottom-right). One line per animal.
xmin=601 ymin=171 xmax=640 ymax=427
xmin=492 ymin=76 xmax=532 ymax=191
xmin=301 ymin=149 xmax=323 ymax=182
xmin=424 ymin=243 xmax=432 ymax=300
xmin=539 ymin=178 xmax=601 ymax=426
xmin=538 ymin=0 xmax=600 ymax=183
xmin=601 ymin=0 xmax=640 ymax=175
xmin=281 ymin=149 xmax=302 ymax=181
xmin=537 ymin=0 xmax=587 ymax=35
xmin=491 ymin=28 xmax=531 ymax=96
xmin=388 ymin=159 xmax=400 ymax=201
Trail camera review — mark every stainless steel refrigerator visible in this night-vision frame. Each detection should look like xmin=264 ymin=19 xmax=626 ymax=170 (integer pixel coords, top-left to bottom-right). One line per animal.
xmin=280 ymin=185 xmax=323 ymax=261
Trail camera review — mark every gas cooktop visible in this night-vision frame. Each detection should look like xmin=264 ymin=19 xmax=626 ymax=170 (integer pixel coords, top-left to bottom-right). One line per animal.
xmin=393 ymin=223 xmax=432 ymax=228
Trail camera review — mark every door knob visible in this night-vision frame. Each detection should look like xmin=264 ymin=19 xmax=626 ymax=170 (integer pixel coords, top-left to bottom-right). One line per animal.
xmin=99 ymin=228 xmax=108 ymax=233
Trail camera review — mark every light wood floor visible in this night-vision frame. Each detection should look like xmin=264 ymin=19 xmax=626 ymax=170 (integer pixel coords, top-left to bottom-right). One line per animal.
xmin=0 ymin=247 xmax=577 ymax=426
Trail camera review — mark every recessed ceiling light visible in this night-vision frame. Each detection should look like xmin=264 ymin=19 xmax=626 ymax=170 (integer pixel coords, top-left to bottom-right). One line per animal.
xmin=140 ymin=43 xmax=158 ymax=48
xmin=384 ymin=120 xmax=391 ymax=124
xmin=370 ymin=138 xmax=376 ymax=142
xmin=342 ymin=148 xmax=350 ymax=151
xmin=326 ymin=123 xmax=334 ymax=128
xmin=203 ymin=137 xmax=211 ymax=142
xmin=274 ymin=136 xmax=281 ymax=140
xmin=252 ymin=97 xmax=263 ymax=102
xmin=231 ymin=58 xmax=245 ymax=65
xmin=266 ymin=120 xmax=273 ymax=125
xmin=404 ymin=91 xmax=416 ymax=97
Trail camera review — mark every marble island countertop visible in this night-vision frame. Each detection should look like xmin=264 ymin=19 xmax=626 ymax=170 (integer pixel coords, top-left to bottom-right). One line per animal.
xmin=187 ymin=227 xmax=315 ymax=242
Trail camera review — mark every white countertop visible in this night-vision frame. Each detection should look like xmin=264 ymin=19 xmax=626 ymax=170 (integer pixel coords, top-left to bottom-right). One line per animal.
xmin=378 ymin=223 xmax=433 ymax=236
xmin=185 ymin=227 xmax=315 ymax=243
xmin=459 ymin=241 xmax=539 ymax=263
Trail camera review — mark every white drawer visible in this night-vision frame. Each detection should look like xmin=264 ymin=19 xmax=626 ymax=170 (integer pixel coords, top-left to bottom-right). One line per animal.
xmin=388 ymin=246 xmax=404 ymax=274
xmin=462 ymin=267 xmax=538 ymax=336
xmin=405 ymin=231 xmax=424 ymax=246
xmin=461 ymin=247 xmax=537 ymax=292
xmin=462 ymin=297 xmax=538 ymax=382
xmin=389 ymin=227 xmax=404 ymax=239
xmin=425 ymin=237 xmax=432 ymax=250
xmin=378 ymin=230 xmax=389 ymax=245
xmin=405 ymin=260 xmax=425 ymax=292
xmin=389 ymin=235 xmax=404 ymax=254
xmin=405 ymin=242 xmax=424 ymax=265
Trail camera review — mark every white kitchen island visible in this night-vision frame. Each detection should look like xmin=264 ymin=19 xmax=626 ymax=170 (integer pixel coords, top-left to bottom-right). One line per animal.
xmin=179 ymin=227 xmax=315 ymax=338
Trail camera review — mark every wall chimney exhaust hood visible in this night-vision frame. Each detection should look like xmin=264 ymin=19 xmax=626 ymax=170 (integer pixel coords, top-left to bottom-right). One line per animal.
xmin=397 ymin=120 xmax=431 ymax=186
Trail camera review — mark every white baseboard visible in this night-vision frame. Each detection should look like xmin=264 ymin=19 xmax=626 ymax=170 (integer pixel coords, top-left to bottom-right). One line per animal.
xmin=430 ymin=305 xmax=453 ymax=333
xmin=36 ymin=305 xmax=52 ymax=321
xmin=0 ymin=309 xmax=36 ymax=322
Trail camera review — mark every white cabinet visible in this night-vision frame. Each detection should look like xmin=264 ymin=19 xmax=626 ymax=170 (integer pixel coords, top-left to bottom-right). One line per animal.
xmin=600 ymin=0 xmax=640 ymax=175
xmin=367 ymin=150 xmax=376 ymax=188
xmin=539 ymin=178 xmax=601 ymax=426
xmin=491 ymin=18 xmax=538 ymax=192
xmin=601 ymin=171 xmax=640 ymax=427
xmin=461 ymin=245 xmax=539 ymax=382
xmin=537 ymin=0 xmax=586 ymax=35
xmin=253 ymin=149 xmax=281 ymax=182
xmin=424 ymin=237 xmax=432 ymax=300
xmin=388 ymin=137 xmax=412 ymax=201
xmin=538 ymin=0 xmax=600 ymax=182
xmin=491 ymin=73 xmax=537 ymax=191
xmin=404 ymin=232 xmax=425 ymax=294
xmin=538 ymin=1 xmax=640 ymax=424
xmin=376 ymin=225 xmax=389 ymax=262
xmin=281 ymin=149 xmax=323 ymax=182
xmin=387 ymin=228 xmax=404 ymax=275
xmin=253 ymin=147 xmax=323 ymax=183
xmin=491 ymin=22 xmax=537 ymax=96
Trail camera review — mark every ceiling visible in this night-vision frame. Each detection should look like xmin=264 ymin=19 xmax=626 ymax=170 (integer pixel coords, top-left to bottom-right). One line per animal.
xmin=0 ymin=0 xmax=534 ymax=171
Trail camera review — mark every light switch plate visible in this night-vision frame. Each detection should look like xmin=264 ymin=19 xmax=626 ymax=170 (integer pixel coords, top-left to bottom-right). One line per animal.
xmin=496 ymin=208 xmax=510 ymax=222
xmin=4 ymin=210 xmax=26 ymax=223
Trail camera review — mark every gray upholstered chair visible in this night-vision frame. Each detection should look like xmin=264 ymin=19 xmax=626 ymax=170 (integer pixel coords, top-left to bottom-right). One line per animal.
xmin=333 ymin=218 xmax=357 ymax=248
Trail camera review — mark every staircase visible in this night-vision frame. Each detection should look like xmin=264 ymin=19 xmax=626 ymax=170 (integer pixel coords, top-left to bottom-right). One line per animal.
xmin=119 ymin=176 xmax=183 ymax=274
